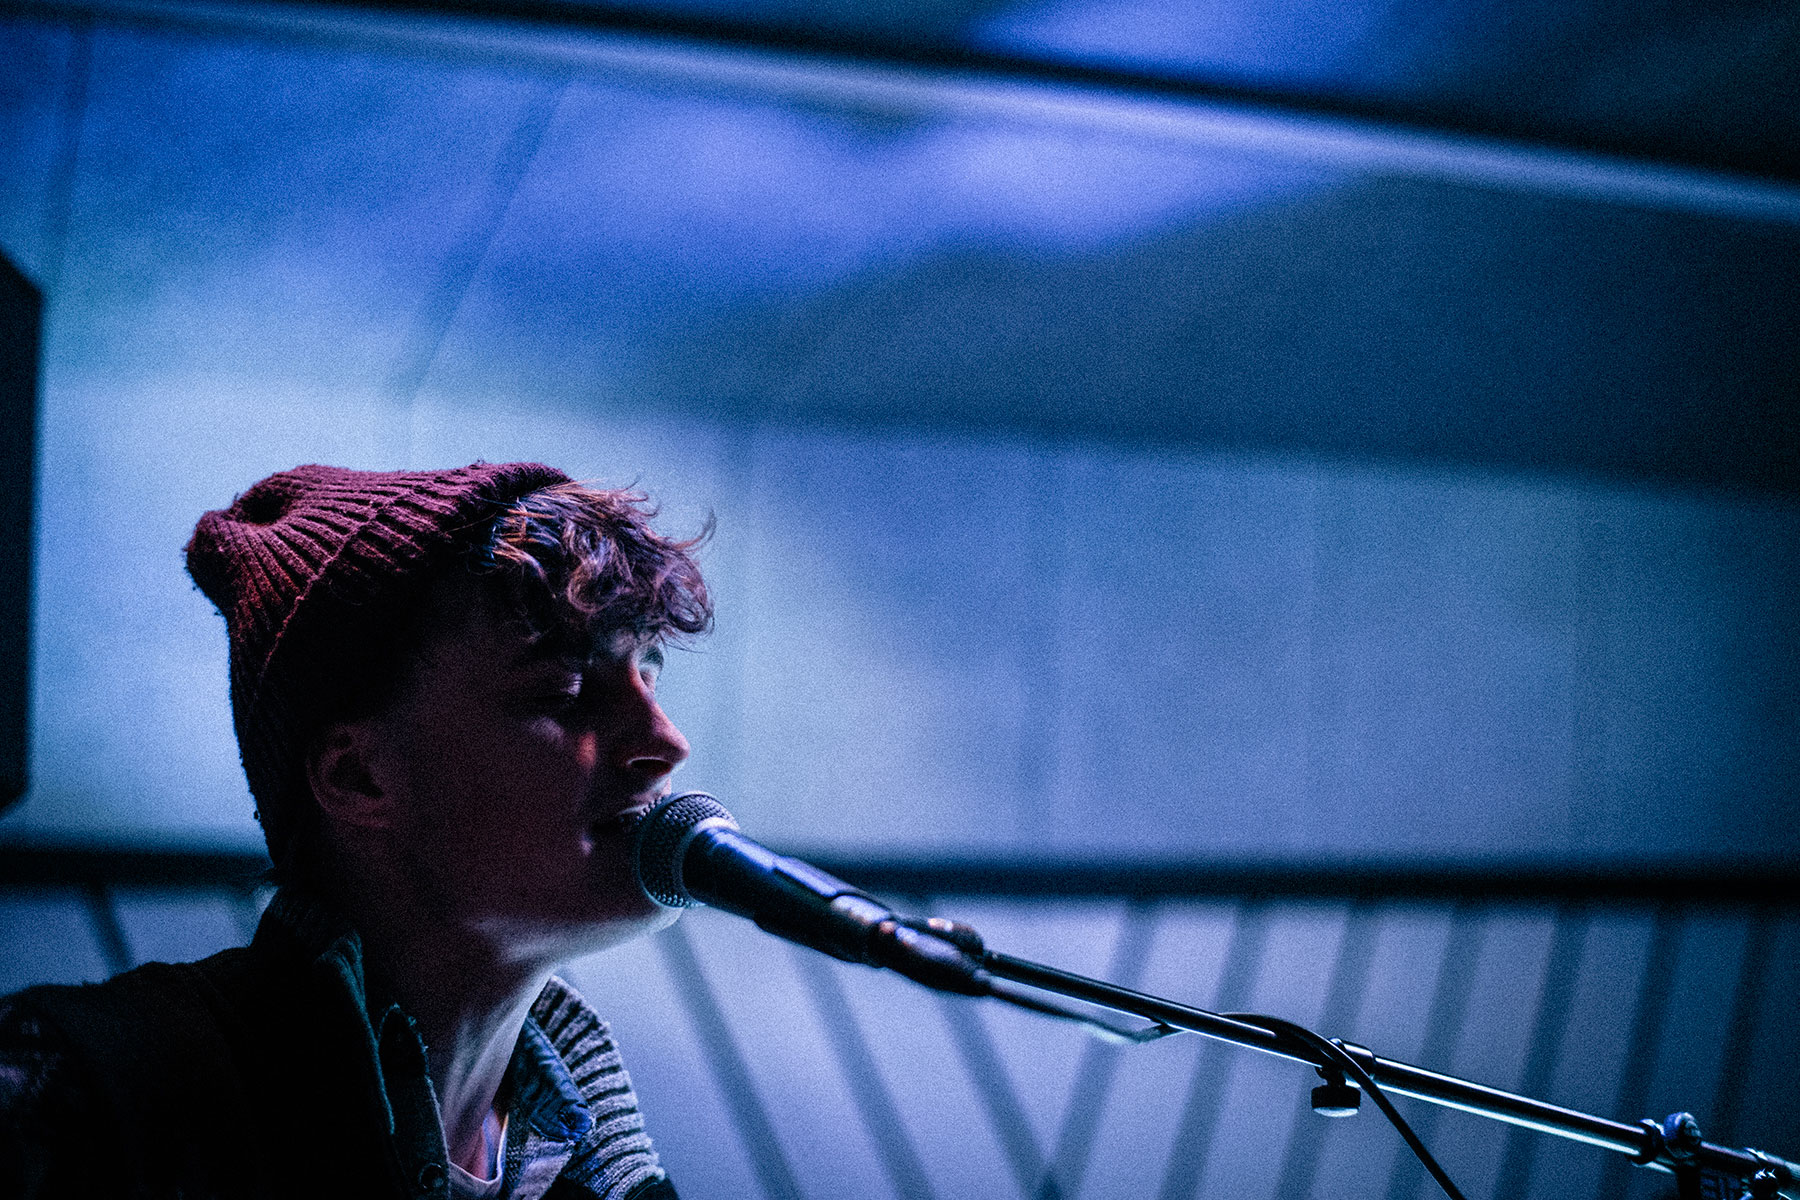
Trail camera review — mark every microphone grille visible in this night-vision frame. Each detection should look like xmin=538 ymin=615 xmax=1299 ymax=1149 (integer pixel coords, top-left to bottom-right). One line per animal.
xmin=634 ymin=791 xmax=737 ymax=908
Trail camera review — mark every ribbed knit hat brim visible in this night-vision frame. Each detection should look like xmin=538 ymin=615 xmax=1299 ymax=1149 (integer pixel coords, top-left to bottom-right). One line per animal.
xmin=186 ymin=461 xmax=570 ymax=863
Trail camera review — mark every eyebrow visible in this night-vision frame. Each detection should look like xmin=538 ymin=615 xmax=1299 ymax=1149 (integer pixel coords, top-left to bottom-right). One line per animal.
xmin=507 ymin=633 xmax=665 ymax=671
xmin=508 ymin=639 xmax=571 ymax=669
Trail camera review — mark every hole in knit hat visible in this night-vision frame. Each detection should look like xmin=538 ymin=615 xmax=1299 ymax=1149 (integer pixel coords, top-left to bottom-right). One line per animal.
xmin=235 ymin=480 xmax=296 ymax=526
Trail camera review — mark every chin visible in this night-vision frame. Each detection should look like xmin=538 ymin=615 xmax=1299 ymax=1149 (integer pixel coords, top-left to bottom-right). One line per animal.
xmin=561 ymin=894 xmax=682 ymax=957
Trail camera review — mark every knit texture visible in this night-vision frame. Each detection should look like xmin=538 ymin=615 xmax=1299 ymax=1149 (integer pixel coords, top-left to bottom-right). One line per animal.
xmin=185 ymin=462 xmax=570 ymax=863
xmin=504 ymin=979 xmax=668 ymax=1200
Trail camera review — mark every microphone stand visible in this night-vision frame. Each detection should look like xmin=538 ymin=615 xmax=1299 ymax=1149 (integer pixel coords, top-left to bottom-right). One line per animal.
xmin=903 ymin=919 xmax=1798 ymax=1200
xmin=627 ymin=789 xmax=1791 ymax=1198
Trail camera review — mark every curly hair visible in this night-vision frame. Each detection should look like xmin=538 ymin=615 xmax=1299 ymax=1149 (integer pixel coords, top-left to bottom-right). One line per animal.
xmin=472 ymin=481 xmax=713 ymax=651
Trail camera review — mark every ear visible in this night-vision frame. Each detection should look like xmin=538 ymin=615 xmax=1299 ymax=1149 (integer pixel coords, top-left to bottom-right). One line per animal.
xmin=306 ymin=722 xmax=397 ymax=831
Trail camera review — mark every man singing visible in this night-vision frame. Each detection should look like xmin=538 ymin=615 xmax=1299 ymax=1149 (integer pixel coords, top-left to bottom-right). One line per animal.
xmin=0 ymin=462 xmax=710 ymax=1199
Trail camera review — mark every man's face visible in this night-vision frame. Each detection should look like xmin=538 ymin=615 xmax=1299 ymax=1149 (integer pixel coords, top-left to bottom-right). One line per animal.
xmin=360 ymin=578 xmax=688 ymax=960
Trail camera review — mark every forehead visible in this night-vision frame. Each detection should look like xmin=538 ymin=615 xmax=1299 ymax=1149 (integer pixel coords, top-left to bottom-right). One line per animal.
xmin=412 ymin=570 xmax=650 ymax=670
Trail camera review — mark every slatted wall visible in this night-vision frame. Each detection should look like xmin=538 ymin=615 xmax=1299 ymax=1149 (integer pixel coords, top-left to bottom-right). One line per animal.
xmin=3 ymin=868 xmax=1794 ymax=1200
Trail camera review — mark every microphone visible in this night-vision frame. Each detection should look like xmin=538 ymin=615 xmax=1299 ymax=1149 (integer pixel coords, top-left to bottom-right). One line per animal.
xmin=632 ymin=792 xmax=990 ymax=996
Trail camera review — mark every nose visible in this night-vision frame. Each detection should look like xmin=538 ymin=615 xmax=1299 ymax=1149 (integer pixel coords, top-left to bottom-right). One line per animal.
xmin=604 ymin=667 xmax=689 ymax=784
xmin=623 ymin=696 xmax=689 ymax=781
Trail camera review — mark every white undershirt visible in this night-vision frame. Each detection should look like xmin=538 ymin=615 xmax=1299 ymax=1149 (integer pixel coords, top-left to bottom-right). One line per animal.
xmin=448 ymin=1109 xmax=508 ymax=1199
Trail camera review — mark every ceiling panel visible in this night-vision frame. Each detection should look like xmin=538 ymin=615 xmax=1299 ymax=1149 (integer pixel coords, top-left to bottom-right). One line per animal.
xmin=11 ymin=10 xmax=1781 ymax=491
xmin=278 ymin=0 xmax=1800 ymax=180
xmin=49 ymin=24 xmax=553 ymax=391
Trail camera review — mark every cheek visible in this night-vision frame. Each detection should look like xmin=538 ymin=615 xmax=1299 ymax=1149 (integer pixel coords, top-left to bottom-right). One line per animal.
xmin=395 ymin=715 xmax=586 ymax=832
xmin=574 ymin=728 xmax=599 ymax=773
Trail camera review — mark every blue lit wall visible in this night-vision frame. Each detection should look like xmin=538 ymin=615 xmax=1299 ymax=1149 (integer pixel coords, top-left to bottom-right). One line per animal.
xmin=1 ymin=12 xmax=1797 ymax=862
xmin=4 ymin=11 xmax=1800 ymax=1200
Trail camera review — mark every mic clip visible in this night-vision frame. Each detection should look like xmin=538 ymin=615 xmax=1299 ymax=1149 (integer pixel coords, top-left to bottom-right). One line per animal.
xmin=868 ymin=915 xmax=993 ymax=997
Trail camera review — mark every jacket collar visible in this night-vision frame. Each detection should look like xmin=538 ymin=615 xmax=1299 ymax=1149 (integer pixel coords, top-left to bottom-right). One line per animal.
xmin=255 ymin=886 xmax=450 ymax=1193
xmin=251 ymin=887 xmax=665 ymax=1200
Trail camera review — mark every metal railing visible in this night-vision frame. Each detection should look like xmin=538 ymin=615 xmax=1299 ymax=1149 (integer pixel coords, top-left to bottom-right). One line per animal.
xmin=3 ymin=844 xmax=1795 ymax=1200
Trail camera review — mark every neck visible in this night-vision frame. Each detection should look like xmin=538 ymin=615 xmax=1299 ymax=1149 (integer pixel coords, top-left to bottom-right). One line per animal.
xmin=317 ymin=861 xmax=555 ymax=1178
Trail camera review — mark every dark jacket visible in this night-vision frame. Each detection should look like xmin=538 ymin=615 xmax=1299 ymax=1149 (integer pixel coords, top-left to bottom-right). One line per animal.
xmin=0 ymin=892 xmax=676 ymax=1200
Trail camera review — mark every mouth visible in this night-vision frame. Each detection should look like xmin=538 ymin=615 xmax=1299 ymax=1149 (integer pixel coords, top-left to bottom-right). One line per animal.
xmin=581 ymin=804 xmax=654 ymax=853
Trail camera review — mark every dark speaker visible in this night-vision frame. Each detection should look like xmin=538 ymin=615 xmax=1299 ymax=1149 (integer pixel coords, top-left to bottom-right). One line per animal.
xmin=0 ymin=252 xmax=40 ymax=811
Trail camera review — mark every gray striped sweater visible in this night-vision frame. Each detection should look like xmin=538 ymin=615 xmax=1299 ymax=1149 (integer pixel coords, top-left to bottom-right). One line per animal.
xmin=498 ymin=977 xmax=670 ymax=1200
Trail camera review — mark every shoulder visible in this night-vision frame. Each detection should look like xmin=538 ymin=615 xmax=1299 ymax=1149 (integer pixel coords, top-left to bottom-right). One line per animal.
xmin=9 ymin=951 xmax=261 ymax=1070
xmin=544 ymin=1174 xmax=680 ymax=1200
xmin=0 ymin=951 xmax=271 ymax=1195
xmin=622 ymin=1175 xmax=680 ymax=1200
xmin=0 ymin=988 xmax=102 ymax=1193
xmin=0 ymin=965 xmax=233 ymax=1196
xmin=0 ymin=987 xmax=82 ymax=1107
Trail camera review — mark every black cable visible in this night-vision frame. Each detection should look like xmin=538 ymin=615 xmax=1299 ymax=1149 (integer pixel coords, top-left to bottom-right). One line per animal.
xmin=1222 ymin=1012 xmax=1469 ymax=1200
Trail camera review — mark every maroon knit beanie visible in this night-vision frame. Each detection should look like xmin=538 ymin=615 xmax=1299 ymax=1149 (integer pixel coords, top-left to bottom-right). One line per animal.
xmin=185 ymin=461 xmax=570 ymax=866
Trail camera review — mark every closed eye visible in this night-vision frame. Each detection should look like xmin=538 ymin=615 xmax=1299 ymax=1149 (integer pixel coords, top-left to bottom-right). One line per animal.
xmin=638 ymin=645 xmax=665 ymax=690
xmin=516 ymin=669 xmax=584 ymax=715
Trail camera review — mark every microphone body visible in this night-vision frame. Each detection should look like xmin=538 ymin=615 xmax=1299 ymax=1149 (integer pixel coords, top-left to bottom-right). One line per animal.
xmin=633 ymin=792 xmax=988 ymax=994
